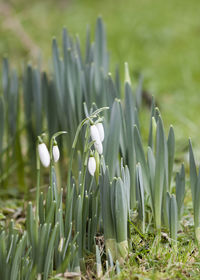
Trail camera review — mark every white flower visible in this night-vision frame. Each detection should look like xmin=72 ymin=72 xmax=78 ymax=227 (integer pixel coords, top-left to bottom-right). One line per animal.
xmin=90 ymin=124 xmax=103 ymax=154
xmin=88 ymin=157 xmax=96 ymax=176
xmin=96 ymin=123 xmax=104 ymax=142
xmin=38 ymin=143 xmax=50 ymax=167
xmin=53 ymin=145 xmax=60 ymax=162
xmin=90 ymin=125 xmax=101 ymax=143
xmin=94 ymin=141 xmax=103 ymax=155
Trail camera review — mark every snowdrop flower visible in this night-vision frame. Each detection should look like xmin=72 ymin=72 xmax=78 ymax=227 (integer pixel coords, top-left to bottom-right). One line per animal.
xmin=90 ymin=125 xmax=101 ymax=144
xmin=88 ymin=157 xmax=96 ymax=176
xmin=53 ymin=145 xmax=60 ymax=162
xmin=94 ymin=141 xmax=103 ymax=155
xmin=38 ymin=143 xmax=50 ymax=167
xmin=96 ymin=123 xmax=104 ymax=142
xmin=90 ymin=124 xmax=104 ymax=154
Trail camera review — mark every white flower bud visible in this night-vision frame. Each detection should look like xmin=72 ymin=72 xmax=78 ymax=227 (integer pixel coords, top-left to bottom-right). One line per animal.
xmin=88 ymin=157 xmax=96 ymax=176
xmin=90 ymin=125 xmax=101 ymax=143
xmin=94 ymin=141 xmax=103 ymax=155
xmin=53 ymin=145 xmax=60 ymax=162
xmin=38 ymin=143 xmax=50 ymax=167
xmin=96 ymin=123 xmax=104 ymax=142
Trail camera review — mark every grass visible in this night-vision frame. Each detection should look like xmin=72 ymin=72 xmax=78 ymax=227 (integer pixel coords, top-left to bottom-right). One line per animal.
xmin=84 ymin=205 xmax=199 ymax=280
xmin=117 ymin=230 xmax=199 ymax=280
xmin=116 ymin=197 xmax=198 ymax=279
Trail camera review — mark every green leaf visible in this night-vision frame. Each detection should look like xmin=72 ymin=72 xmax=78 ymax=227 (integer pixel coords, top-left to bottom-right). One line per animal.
xmin=154 ymin=116 xmax=165 ymax=230
xmin=82 ymin=192 xmax=89 ymax=252
xmin=114 ymin=178 xmax=127 ymax=243
xmin=26 ymin=202 xmax=37 ymax=261
xmin=43 ymin=224 xmax=58 ymax=280
xmin=46 ymin=201 xmax=56 ymax=224
xmin=8 ymin=69 xmax=18 ymax=138
xmin=0 ymin=231 xmax=6 ymax=278
xmin=38 ymin=223 xmax=49 ymax=273
xmin=46 ymin=186 xmax=53 ymax=215
xmin=169 ymin=194 xmax=178 ymax=242
xmin=10 ymin=233 xmax=27 ymax=280
xmin=121 ymin=164 xmax=130 ymax=212
xmin=85 ymin=25 xmax=92 ymax=65
xmin=167 ymin=126 xmax=175 ymax=187
xmin=147 ymin=146 xmax=155 ymax=209
xmin=134 ymin=125 xmax=150 ymax=195
xmin=105 ymin=99 xmax=121 ymax=177
xmin=148 ymin=97 xmax=155 ymax=148
xmin=44 ymin=76 xmax=59 ymax=137
xmin=189 ymin=139 xmax=197 ymax=206
xmin=32 ymin=68 xmax=42 ymax=135
xmin=99 ymin=166 xmax=115 ymax=240
xmin=124 ymin=82 xmax=135 ymax=141
xmin=65 ymin=185 xmax=75 ymax=237
xmin=194 ymin=169 xmax=200 ymax=230
xmin=39 ymin=192 xmax=45 ymax=225
xmin=115 ymin=65 xmax=121 ymax=98
xmin=136 ymin=163 xmax=145 ymax=233
xmin=2 ymin=57 xmax=9 ymax=102
xmin=124 ymin=84 xmax=137 ymax=209
xmin=176 ymin=164 xmax=185 ymax=220
xmin=0 ymin=96 xmax=5 ymax=153
xmin=75 ymin=195 xmax=83 ymax=258
xmin=106 ymin=73 xmax=118 ymax=108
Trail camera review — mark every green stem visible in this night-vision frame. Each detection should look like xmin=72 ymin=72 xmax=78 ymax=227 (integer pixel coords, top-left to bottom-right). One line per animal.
xmin=67 ymin=119 xmax=88 ymax=189
xmin=80 ymin=125 xmax=91 ymax=199
xmin=49 ymin=136 xmax=54 ymax=190
xmin=67 ymin=106 xmax=109 ymax=190
xmin=36 ymin=142 xmax=40 ymax=226
xmin=49 ymin=131 xmax=67 ymax=197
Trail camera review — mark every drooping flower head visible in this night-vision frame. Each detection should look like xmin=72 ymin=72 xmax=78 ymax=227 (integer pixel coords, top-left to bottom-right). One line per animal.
xmin=94 ymin=141 xmax=103 ymax=155
xmin=96 ymin=123 xmax=104 ymax=142
xmin=90 ymin=123 xmax=104 ymax=155
xmin=88 ymin=156 xmax=96 ymax=176
xmin=53 ymin=144 xmax=60 ymax=162
xmin=38 ymin=143 xmax=50 ymax=167
xmin=90 ymin=125 xmax=101 ymax=144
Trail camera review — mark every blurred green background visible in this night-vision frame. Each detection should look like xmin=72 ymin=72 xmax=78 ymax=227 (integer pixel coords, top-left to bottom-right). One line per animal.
xmin=1 ymin=0 xmax=200 ymax=147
